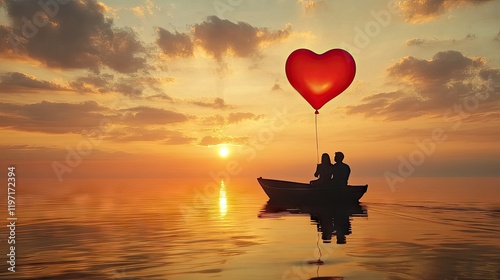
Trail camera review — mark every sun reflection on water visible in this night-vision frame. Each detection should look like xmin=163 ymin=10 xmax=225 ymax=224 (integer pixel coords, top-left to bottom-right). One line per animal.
xmin=219 ymin=179 xmax=227 ymax=217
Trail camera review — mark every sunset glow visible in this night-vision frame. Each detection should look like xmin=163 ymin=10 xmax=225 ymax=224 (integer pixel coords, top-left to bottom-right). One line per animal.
xmin=1 ymin=1 xmax=499 ymax=279
xmin=0 ymin=0 xmax=498 ymax=182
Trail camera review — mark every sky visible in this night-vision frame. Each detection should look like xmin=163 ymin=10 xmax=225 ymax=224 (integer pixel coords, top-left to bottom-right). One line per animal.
xmin=0 ymin=0 xmax=499 ymax=184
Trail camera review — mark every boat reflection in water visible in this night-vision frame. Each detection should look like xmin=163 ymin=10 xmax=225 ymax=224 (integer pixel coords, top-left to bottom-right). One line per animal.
xmin=257 ymin=178 xmax=368 ymax=279
xmin=259 ymin=200 xmax=367 ymax=279
xmin=259 ymin=200 xmax=367 ymax=244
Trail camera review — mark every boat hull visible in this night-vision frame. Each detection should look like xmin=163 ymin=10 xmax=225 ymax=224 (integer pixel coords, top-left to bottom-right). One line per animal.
xmin=257 ymin=177 xmax=367 ymax=204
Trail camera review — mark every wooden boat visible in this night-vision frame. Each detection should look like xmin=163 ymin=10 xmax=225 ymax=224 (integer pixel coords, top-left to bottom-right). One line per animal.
xmin=257 ymin=177 xmax=367 ymax=204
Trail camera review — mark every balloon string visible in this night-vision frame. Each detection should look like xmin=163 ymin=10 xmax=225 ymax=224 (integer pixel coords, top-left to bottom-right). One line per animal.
xmin=315 ymin=112 xmax=319 ymax=164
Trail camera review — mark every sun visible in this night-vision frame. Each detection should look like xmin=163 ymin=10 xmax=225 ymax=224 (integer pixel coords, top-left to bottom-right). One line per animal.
xmin=219 ymin=146 xmax=230 ymax=158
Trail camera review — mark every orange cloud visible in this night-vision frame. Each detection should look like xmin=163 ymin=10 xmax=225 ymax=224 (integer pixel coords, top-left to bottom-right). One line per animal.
xmin=191 ymin=97 xmax=232 ymax=109
xmin=397 ymin=0 xmax=494 ymax=23
xmin=70 ymin=74 xmax=174 ymax=97
xmin=0 ymin=72 xmax=69 ymax=93
xmin=102 ymin=126 xmax=193 ymax=143
xmin=406 ymin=34 xmax=476 ymax=47
xmin=0 ymin=101 xmax=190 ymax=139
xmin=298 ymin=0 xmax=325 ymax=13
xmin=227 ymin=112 xmax=263 ymax=124
xmin=121 ymin=107 xmax=188 ymax=125
xmin=202 ymin=112 xmax=264 ymax=126
xmin=346 ymin=50 xmax=500 ymax=120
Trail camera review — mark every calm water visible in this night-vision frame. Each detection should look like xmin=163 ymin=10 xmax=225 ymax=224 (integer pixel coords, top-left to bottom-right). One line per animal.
xmin=1 ymin=177 xmax=499 ymax=280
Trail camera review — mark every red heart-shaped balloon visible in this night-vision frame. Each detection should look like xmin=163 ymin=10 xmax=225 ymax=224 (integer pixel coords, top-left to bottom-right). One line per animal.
xmin=285 ymin=49 xmax=356 ymax=111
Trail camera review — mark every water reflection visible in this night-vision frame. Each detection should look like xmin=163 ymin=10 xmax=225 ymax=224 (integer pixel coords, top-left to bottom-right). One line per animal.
xmin=259 ymin=201 xmax=368 ymax=279
xmin=259 ymin=201 xmax=367 ymax=244
xmin=219 ymin=179 xmax=227 ymax=217
xmin=4 ymin=177 xmax=498 ymax=279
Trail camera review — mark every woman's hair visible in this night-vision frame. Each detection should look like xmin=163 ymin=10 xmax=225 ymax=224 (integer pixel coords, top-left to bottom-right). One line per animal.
xmin=321 ymin=153 xmax=331 ymax=165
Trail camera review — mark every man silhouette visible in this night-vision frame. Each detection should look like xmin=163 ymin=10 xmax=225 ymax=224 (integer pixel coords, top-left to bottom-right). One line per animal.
xmin=332 ymin=152 xmax=350 ymax=186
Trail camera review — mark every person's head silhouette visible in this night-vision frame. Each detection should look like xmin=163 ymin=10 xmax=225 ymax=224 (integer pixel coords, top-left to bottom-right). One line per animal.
xmin=334 ymin=152 xmax=344 ymax=163
xmin=321 ymin=153 xmax=332 ymax=165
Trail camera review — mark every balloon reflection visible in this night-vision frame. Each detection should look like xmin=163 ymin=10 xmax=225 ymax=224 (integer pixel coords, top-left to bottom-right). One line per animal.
xmin=219 ymin=180 xmax=227 ymax=217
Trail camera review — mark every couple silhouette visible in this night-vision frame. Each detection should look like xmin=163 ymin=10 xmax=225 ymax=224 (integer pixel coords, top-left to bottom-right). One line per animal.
xmin=310 ymin=152 xmax=350 ymax=187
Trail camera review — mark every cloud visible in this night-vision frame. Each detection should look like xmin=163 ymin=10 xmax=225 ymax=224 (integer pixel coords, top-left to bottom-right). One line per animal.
xmin=154 ymin=16 xmax=290 ymax=77
xmin=0 ymin=25 xmax=19 ymax=58
xmin=406 ymin=38 xmax=426 ymax=46
xmin=70 ymin=74 xmax=115 ymax=94
xmin=129 ymin=0 xmax=160 ymax=17
xmin=156 ymin=28 xmax=194 ymax=58
xmin=123 ymin=76 xmax=175 ymax=96
xmin=113 ymin=78 xmax=145 ymax=97
xmin=271 ymin=81 xmax=283 ymax=91
xmin=406 ymin=34 xmax=476 ymax=47
xmin=0 ymin=144 xmax=131 ymax=163
xmin=191 ymin=97 xmax=232 ymax=109
xmin=388 ymin=50 xmax=484 ymax=83
xmin=0 ymin=100 xmax=108 ymax=133
xmin=227 ymin=112 xmax=263 ymax=124
xmin=298 ymin=0 xmax=326 ymax=12
xmin=396 ymin=0 xmax=494 ymax=23
xmin=101 ymin=126 xmax=193 ymax=144
xmin=146 ymin=94 xmax=174 ymax=102
xmin=0 ymin=101 xmax=189 ymax=135
xmin=121 ymin=106 xmax=188 ymax=125
xmin=0 ymin=0 xmax=146 ymax=73
xmin=70 ymin=74 xmax=174 ymax=96
xmin=202 ymin=114 xmax=226 ymax=126
xmin=98 ymin=27 xmax=146 ymax=73
xmin=192 ymin=16 xmax=291 ymax=60
xmin=199 ymin=135 xmax=248 ymax=146
xmin=162 ymin=132 xmax=196 ymax=145
xmin=202 ymin=112 xmax=264 ymax=126
xmin=0 ymin=70 xmax=174 ymax=97
xmin=0 ymin=144 xmax=63 ymax=160
xmin=346 ymin=50 xmax=500 ymax=120
xmin=0 ymin=72 xmax=69 ymax=93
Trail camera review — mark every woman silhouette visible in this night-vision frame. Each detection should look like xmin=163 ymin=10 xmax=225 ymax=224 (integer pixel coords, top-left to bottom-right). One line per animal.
xmin=310 ymin=153 xmax=334 ymax=186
